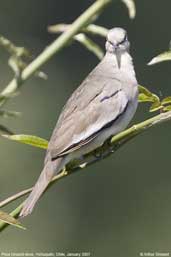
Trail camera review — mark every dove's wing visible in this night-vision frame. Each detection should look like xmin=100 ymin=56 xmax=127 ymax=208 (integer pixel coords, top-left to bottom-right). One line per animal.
xmin=48 ymin=72 xmax=129 ymax=160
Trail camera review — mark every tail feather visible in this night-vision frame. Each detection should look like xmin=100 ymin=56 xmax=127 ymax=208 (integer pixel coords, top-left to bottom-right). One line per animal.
xmin=20 ymin=158 xmax=63 ymax=218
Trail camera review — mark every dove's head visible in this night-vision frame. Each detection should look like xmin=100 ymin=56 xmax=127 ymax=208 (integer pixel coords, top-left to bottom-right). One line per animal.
xmin=105 ymin=27 xmax=130 ymax=68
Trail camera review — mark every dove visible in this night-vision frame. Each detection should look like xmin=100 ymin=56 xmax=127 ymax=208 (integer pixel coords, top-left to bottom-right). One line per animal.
xmin=20 ymin=27 xmax=138 ymax=217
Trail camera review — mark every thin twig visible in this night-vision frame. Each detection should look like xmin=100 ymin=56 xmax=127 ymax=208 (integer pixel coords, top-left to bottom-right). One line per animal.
xmin=0 ymin=189 xmax=32 ymax=208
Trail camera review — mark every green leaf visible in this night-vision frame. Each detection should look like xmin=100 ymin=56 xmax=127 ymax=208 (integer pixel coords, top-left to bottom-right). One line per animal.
xmin=0 ymin=210 xmax=25 ymax=229
xmin=2 ymin=134 xmax=48 ymax=149
xmin=138 ymin=85 xmax=154 ymax=97
xmin=161 ymin=96 xmax=171 ymax=105
xmin=163 ymin=105 xmax=171 ymax=112
xmin=138 ymin=85 xmax=160 ymax=103
xmin=148 ymin=51 xmax=171 ymax=65
xmin=149 ymin=101 xmax=163 ymax=112
xmin=121 ymin=0 xmax=136 ymax=19
xmin=138 ymin=93 xmax=154 ymax=103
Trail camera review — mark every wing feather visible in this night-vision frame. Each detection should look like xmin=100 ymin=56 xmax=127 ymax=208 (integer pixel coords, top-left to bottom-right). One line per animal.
xmin=47 ymin=76 xmax=128 ymax=159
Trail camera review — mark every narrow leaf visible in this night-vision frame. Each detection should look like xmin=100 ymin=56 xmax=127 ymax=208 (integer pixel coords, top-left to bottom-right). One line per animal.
xmin=161 ymin=96 xmax=171 ymax=105
xmin=0 ymin=210 xmax=25 ymax=229
xmin=149 ymin=101 xmax=163 ymax=112
xmin=2 ymin=134 xmax=48 ymax=149
xmin=163 ymin=105 xmax=171 ymax=112
xmin=138 ymin=93 xmax=159 ymax=104
xmin=75 ymin=33 xmax=104 ymax=59
xmin=138 ymin=85 xmax=160 ymax=103
xmin=138 ymin=93 xmax=154 ymax=103
xmin=138 ymin=85 xmax=153 ymax=97
xmin=121 ymin=0 xmax=136 ymax=19
xmin=148 ymin=51 xmax=171 ymax=65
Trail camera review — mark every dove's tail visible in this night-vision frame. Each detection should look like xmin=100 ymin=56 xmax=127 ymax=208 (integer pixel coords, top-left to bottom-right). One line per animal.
xmin=19 ymin=157 xmax=64 ymax=218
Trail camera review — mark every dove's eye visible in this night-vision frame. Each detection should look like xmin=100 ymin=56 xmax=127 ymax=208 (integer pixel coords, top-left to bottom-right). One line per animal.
xmin=118 ymin=35 xmax=127 ymax=45
xmin=107 ymin=34 xmax=128 ymax=48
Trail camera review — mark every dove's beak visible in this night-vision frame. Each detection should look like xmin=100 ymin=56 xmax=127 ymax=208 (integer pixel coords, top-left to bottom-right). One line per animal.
xmin=115 ymin=49 xmax=121 ymax=69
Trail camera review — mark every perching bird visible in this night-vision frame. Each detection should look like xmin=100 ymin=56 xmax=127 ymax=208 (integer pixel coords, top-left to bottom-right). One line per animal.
xmin=20 ymin=27 xmax=138 ymax=217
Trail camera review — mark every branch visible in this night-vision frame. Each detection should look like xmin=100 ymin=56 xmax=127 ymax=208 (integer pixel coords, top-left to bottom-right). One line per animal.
xmin=0 ymin=0 xmax=112 ymax=105
xmin=48 ymin=23 xmax=108 ymax=38
xmin=0 ymin=110 xmax=171 ymax=231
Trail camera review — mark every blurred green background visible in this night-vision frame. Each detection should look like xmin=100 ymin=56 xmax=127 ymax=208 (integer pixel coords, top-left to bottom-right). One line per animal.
xmin=1 ymin=0 xmax=171 ymax=256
